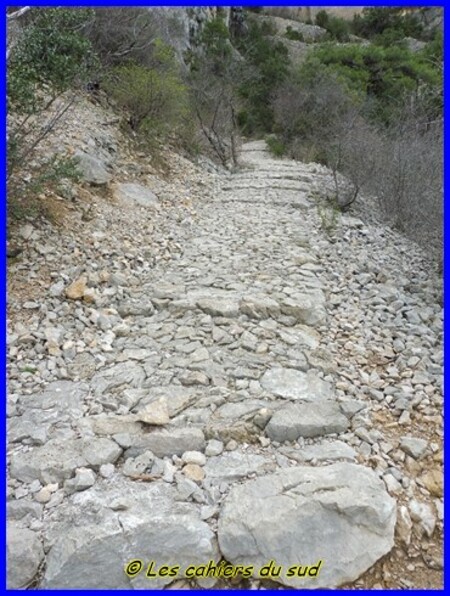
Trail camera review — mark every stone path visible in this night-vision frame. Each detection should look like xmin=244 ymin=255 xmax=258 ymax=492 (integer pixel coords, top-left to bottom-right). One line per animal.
xmin=7 ymin=140 xmax=443 ymax=589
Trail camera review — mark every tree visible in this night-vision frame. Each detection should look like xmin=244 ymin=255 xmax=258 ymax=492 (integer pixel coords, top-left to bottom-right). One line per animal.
xmin=7 ymin=8 xmax=96 ymax=181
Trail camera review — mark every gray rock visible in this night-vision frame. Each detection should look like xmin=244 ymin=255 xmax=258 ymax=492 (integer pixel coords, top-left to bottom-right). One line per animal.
xmin=7 ymin=525 xmax=44 ymax=588
xmin=74 ymin=150 xmax=111 ymax=185
xmin=205 ymin=439 xmax=224 ymax=457
xmin=218 ymin=463 xmax=396 ymax=588
xmin=42 ymin=481 xmax=219 ymax=589
xmin=117 ymin=302 xmax=155 ymax=317
xmin=114 ymin=183 xmax=159 ymax=209
xmin=90 ymin=362 xmax=145 ymax=395
xmin=68 ymin=352 xmax=97 ymax=380
xmin=136 ymin=398 xmax=170 ymax=426
xmin=182 ymin=451 xmax=206 ymax=466
xmin=203 ymin=451 xmax=275 ymax=484
xmin=261 ymin=367 xmax=333 ymax=400
xmin=123 ymin=451 xmax=154 ymax=477
xmin=197 ymin=297 xmax=240 ymax=318
xmin=10 ymin=438 xmax=122 ymax=483
xmin=115 ymin=427 xmax=205 ymax=459
xmin=399 ymin=436 xmax=428 ymax=460
xmin=279 ymin=294 xmax=326 ymax=326
xmin=266 ymin=401 xmax=349 ymax=441
xmin=7 ymin=499 xmax=43 ymax=522
xmin=280 ymin=441 xmax=357 ymax=463
xmin=64 ymin=468 xmax=96 ymax=494
xmin=239 ymin=294 xmax=280 ymax=319
xmin=409 ymin=499 xmax=436 ymax=538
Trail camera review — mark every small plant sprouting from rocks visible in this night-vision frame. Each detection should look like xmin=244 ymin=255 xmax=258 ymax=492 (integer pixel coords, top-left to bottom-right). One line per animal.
xmin=310 ymin=190 xmax=341 ymax=236
xmin=265 ymin=134 xmax=285 ymax=157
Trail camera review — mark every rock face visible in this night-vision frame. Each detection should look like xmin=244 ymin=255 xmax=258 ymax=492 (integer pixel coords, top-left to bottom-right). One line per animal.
xmin=218 ymin=464 xmax=397 ymax=588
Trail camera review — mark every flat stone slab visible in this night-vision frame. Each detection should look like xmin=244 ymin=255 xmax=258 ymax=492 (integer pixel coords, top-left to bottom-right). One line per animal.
xmin=113 ymin=427 xmax=205 ymax=459
xmin=114 ymin=183 xmax=159 ymax=209
xmin=280 ymin=441 xmax=358 ymax=463
xmin=266 ymin=401 xmax=349 ymax=441
xmin=261 ymin=368 xmax=333 ymax=400
xmin=9 ymin=438 xmax=122 ymax=484
xmin=203 ymin=451 xmax=276 ymax=484
xmin=42 ymin=480 xmax=218 ymax=589
xmin=218 ymin=463 xmax=396 ymax=588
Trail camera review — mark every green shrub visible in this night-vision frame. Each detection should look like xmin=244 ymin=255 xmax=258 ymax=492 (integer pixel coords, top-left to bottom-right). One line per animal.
xmin=7 ymin=8 xmax=97 ymax=209
xmin=266 ymin=135 xmax=285 ymax=157
xmin=285 ymin=26 xmax=304 ymax=42
xmin=235 ymin=15 xmax=290 ymax=134
xmin=103 ymin=42 xmax=188 ymax=137
xmin=352 ymin=8 xmax=424 ymax=40
xmin=8 ymin=8 xmax=96 ymax=115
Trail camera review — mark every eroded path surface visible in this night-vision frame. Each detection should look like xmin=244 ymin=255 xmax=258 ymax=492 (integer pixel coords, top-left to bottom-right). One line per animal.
xmin=7 ymin=140 xmax=443 ymax=589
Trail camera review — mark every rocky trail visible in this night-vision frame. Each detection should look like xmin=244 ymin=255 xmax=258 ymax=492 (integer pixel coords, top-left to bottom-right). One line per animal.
xmin=7 ymin=130 xmax=443 ymax=589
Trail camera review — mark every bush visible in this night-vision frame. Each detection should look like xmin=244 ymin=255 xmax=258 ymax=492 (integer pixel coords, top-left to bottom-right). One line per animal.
xmin=315 ymin=10 xmax=350 ymax=42
xmin=8 ymin=8 xmax=96 ymax=115
xmin=7 ymin=8 xmax=96 ymax=209
xmin=265 ymin=135 xmax=285 ymax=157
xmin=285 ymin=26 xmax=304 ymax=42
xmin=103 ymin=41 xmax=188 ymax=137
xmin=352 ymin=8 xmax=424 ymax=40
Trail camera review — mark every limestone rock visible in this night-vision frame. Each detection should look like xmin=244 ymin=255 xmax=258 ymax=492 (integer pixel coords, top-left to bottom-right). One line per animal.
xmin=399 ymin=436 xmax=428 ymax=460
xmin=74 ymin=150 xmax=111 ymax=185
xmin=261 ymin=367 xmax=333 ymax=400
xmin=7 ymin=525 xmax=44 ymax=588
xmin=266 ymin=401 xmax=349 ymax=441
xmin=114 ymin=427 xmax=205 ymax=459
xmin=9 ymin=438 xmax=122 ymax=483
xmin=65 ymin=277 xmax=87 ymax=300
xmin=114 ymin=183 xmax=159 ymax=209
xmin=136 ymin=398 xmax=170 ymax=426
xmin=420 ymin=468 xmax=443 ymax=497
xmin=42 ymin=481 xmax=219 ymax=589
xmin=183 ymin=463 xmax=205 ymax=482
xmin=218 ymin=463 xmax=396 ymax=588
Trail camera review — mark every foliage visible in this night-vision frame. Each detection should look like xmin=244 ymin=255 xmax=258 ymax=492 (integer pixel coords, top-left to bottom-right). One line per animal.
xmin=315 ymin=10 xmax=350 ymax=42
xmin=307 ymin=43 xmax=441 ymax=125
xmin=188 ymin=15 xmax=242 ymax=166
xmin=265 ymin=134 xmax=285 ymax=157
xmin=285 ymin=26 xmax=304 ymax=42
xmin=103 ymin=41 xmax=188 ymax=137
xmin=8 ymin=8 xmax=96 ymax=115
xmin=83 ymin=8 xmax=160 ymax=69
xmin=352 ymin=8 xmax=424 ymax=41
xmin=8 ymin=155 xmax=81 ymax=222
xmin=234 ymin=16 xmax=290 ymax=134
xmin=7 ymin=7 xmax=97 ymax=214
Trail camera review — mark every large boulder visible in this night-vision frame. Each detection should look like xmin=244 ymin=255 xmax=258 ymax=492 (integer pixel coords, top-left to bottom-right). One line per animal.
xmin=42 ymin=480 xmax=219 ymax=589
xmin=74 ymin=150 xmax=111 ymax=185
xmin=218 ymin=463 xmax=396 ymax=588
xmin=7 ymin=525 xmax=44 ymax=588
